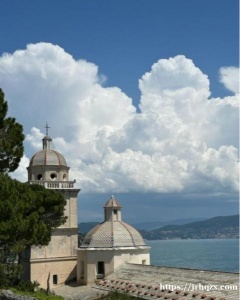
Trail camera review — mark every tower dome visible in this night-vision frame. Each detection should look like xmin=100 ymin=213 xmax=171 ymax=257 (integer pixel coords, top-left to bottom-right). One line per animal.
xmin=29 ymin=135 xmax=67 ymax=167
xmin=81 ymin=196 xmax=147 ymax=248
xmin=77 ymin=196 xmax=150 ymax=285
xmin=27 ymin=126 xmax=70 ymax=182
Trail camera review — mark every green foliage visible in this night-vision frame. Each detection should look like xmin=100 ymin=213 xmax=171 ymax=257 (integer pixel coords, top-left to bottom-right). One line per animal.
xmin=0 ymin=88 xmax=67 ymax=289
xmin=0 ymin=88 xmax=24 ymax=173
xmin=0 ymin=174 xmax=66 ymax=254
xmin=0 ymin=174 xmax=66 ymax=287
xmin=0 ymin=211 xmax=23 ymax=288
xmin=11 ymin=287 xmax=64 ymax=300
xmin=15 ymin=280 xmax=40 ymax=292
xmin=103 ymin=291 xmax=139 ymax=300
xmin=29 ymin=184 xmax=67 ymax=230
xmin=29 ymin=291 xmax=64 ymax=300
xmin=0 ymin=259 xmax=22 ymax=288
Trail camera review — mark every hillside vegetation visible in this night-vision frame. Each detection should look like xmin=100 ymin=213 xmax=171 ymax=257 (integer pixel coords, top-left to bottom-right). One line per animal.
xmin=140 ymin=215 xmax=239 ymax=240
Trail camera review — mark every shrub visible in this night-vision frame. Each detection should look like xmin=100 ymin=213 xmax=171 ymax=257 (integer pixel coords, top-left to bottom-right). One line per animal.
xmin=0 ymin=262 xmax=22 ymax=288
xmin=16 ymin=280 xmax=40 ymax=292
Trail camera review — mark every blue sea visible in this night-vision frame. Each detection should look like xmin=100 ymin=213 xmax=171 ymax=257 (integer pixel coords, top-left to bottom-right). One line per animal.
xmin=147 ymin=239 xmax=239 ymax=273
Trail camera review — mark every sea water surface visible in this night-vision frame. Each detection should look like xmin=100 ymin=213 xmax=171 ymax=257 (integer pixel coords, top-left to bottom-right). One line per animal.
xmin=147 ymin=239 xmax=239 ymax=273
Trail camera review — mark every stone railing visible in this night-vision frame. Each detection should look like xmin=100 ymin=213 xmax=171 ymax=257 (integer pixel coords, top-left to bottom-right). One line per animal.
xmin=28 ymin=180 xmax=76 ymax=189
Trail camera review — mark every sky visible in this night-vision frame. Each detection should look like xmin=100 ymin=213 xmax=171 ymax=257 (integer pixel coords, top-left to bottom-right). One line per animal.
xmin=0 ymin=0 xmax=239 ymax=223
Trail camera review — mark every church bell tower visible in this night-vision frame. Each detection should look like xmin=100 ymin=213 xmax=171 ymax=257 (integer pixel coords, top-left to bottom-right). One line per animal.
xmin=22 ymin=124 xmax=80 ymax=289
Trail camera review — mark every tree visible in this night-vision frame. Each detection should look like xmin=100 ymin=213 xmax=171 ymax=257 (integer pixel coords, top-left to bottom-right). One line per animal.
xmin=0 ymin=174 xmax=67 ymax=286
xmin=0 ymin=88 xmax=24 ymax=173
xmin=0 ymin=89 xmax=67 ymax=287
xmin=0 ymin=174 xmax=67 ymax=253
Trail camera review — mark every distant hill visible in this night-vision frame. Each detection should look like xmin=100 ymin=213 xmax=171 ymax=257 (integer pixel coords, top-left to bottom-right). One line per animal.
xmin=133 ymin=218 xmax=206 ymax=230
xmin=78 ymin=222 xmax=99 ymax=233
xmin=140 ymin=215 xmax=239 ymax=240
xmin=78 ymin=218 xmax=207 ymax=233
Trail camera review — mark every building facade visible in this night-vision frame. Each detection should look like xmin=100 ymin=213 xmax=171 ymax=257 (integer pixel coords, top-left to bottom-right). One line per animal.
xmin=21 ymin=133 xmax=80 ymax=289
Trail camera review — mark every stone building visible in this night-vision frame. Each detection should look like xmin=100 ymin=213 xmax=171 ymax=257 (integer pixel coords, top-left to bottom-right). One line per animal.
xmin=21 ymin=129 xmax=148 ymax=289
xmin=77 ymin=196 xmax=150 ymax=285
xmin=21 ymin=131 xmax=80 ymax=289
xmin=20 ymin=128 xmax=239 ymax=300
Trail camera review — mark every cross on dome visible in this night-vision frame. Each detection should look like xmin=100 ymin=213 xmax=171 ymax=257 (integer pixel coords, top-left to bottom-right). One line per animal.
xmin=44 ymin=122 xmax=50 ymax=136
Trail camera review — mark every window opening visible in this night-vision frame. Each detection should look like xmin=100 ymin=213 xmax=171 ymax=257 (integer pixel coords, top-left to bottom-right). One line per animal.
xmin=53 ymin=274 xmax=58 ymax=284
xmin=50 ymin=173 xmax=57 ymax=180
xmin=37 ymin=174 xmax=43 ymax=180
xmin=97 ymin=261 xmax=104 ymax=275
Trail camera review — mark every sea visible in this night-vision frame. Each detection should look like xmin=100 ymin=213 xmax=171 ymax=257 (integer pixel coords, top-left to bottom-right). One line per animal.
xmin=146 ymin=239 xmax=239 ymax=273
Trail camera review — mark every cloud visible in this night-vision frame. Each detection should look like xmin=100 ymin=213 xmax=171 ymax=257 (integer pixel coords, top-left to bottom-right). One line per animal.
xmin=11 ymin=155 xmax=29 ymax=182
xmin=0 ymin=43 xmax=135 ymax=140
xmin=219 ymin=66 xmax=239 ymax=94
xmin=2 ymin=44 xmax=238 ymax=195
xmin=139 ymin=55 xmax=210 ymax=99
xmin=25 ymin=127 xmax=44 ymax=150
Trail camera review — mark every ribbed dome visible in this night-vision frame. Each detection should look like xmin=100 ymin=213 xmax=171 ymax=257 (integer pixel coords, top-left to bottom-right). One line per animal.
xmin=81 ymin=196 xmax=147 ymax=248
xmin=81 ymin=221 xmax=146 ymax=248
xmin=29 ymin=134 xmax=68 ymax=167
xmin=104 ymin=197 xmax=121 ymax=208
xmin=29 ymin=149 xmax=67 ymax=166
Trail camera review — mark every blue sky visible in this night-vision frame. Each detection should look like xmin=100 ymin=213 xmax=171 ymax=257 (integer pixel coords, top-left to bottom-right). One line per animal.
xmin=1 ymin=0 xmax=238 ymax=102
xmin=0 ymin=0 xmax=239 ymax=223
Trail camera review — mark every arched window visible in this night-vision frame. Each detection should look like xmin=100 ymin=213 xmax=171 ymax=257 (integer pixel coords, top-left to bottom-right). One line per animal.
xmin=50 ymin=173 xmax=57 ymax=180
xmin=37 ymin=174 xmax=43 ymax=180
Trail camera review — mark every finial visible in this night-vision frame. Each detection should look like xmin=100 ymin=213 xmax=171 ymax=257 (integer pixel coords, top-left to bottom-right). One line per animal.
xmin=111 ymin=195 xmax=114 ymax=199
xmin=44 ymin=122 xmax=50 ymax=136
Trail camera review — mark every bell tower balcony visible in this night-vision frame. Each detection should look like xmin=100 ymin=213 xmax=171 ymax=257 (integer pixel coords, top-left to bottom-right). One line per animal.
xmin=28 ymin=180 xmax=76 ymax=189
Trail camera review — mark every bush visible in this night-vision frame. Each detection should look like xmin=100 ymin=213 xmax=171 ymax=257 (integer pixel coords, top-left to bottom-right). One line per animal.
xmin=16 ymin=280 xmax=40 ymax=292
xmin=0 ymin=262 xmax=22 ymax=288
xmin=103 ymin=291 xmax=140 ymax=300
xmin=11 ymin=288 xmax=64 ymax=300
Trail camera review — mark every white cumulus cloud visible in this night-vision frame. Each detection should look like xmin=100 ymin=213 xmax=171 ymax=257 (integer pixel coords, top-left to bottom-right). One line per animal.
xmin=219 ymin=66 xmax=239 ymax=94
xmin=2 ymin=44 xmax=238 ymax=195
xmin=0 ymin=43 xmax=135 ymax=141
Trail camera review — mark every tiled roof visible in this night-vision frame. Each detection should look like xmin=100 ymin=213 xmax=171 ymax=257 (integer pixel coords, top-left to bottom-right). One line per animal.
xmin=29 ymin=149 xmax=67 ymax=166
xmin=97 ymin=263 xmax=239 ymax=300
xmin=81 ymin=221 xmax=146 ymax=248
xmin=96 ymin=278 xmax=223 ymax=300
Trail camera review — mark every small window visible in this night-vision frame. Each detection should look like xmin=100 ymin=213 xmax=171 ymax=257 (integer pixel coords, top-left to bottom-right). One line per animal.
xmin=113 ymin=209 xmax=117 ymax=215
xmin=63 ymin=173 xmax=67 ymax=181
xmin=50 ymin=173 xmax=57 ymax=180
xmin=142 ymin=260 xmax=146 ymax=265
xmin=37 ymin=174 xmax=43 ymax=180
xmin=53 ymin=274 xmax=58 ymax=284
xmin=97 ymin=261 xmax=105 ymax=275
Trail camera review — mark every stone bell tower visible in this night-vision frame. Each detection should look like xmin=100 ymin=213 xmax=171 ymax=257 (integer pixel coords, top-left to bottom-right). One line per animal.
xmin=22 ymin=124 xmax=80 ymax=289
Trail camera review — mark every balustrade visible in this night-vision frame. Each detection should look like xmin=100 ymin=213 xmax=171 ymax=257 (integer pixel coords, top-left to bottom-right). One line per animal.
xmin=29 ymin=180 xmax=75 ymax=189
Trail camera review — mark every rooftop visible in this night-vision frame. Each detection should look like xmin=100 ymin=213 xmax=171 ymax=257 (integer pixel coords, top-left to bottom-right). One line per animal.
xmin=96 ymin=263 xmax=239 ymax=300
xmin=104 ymin=195 xmax=121 ymax=208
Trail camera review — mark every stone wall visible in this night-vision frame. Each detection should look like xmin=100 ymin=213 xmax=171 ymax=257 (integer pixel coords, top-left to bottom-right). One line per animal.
xmin=0 ymin=290 xmax=35 ymax=300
